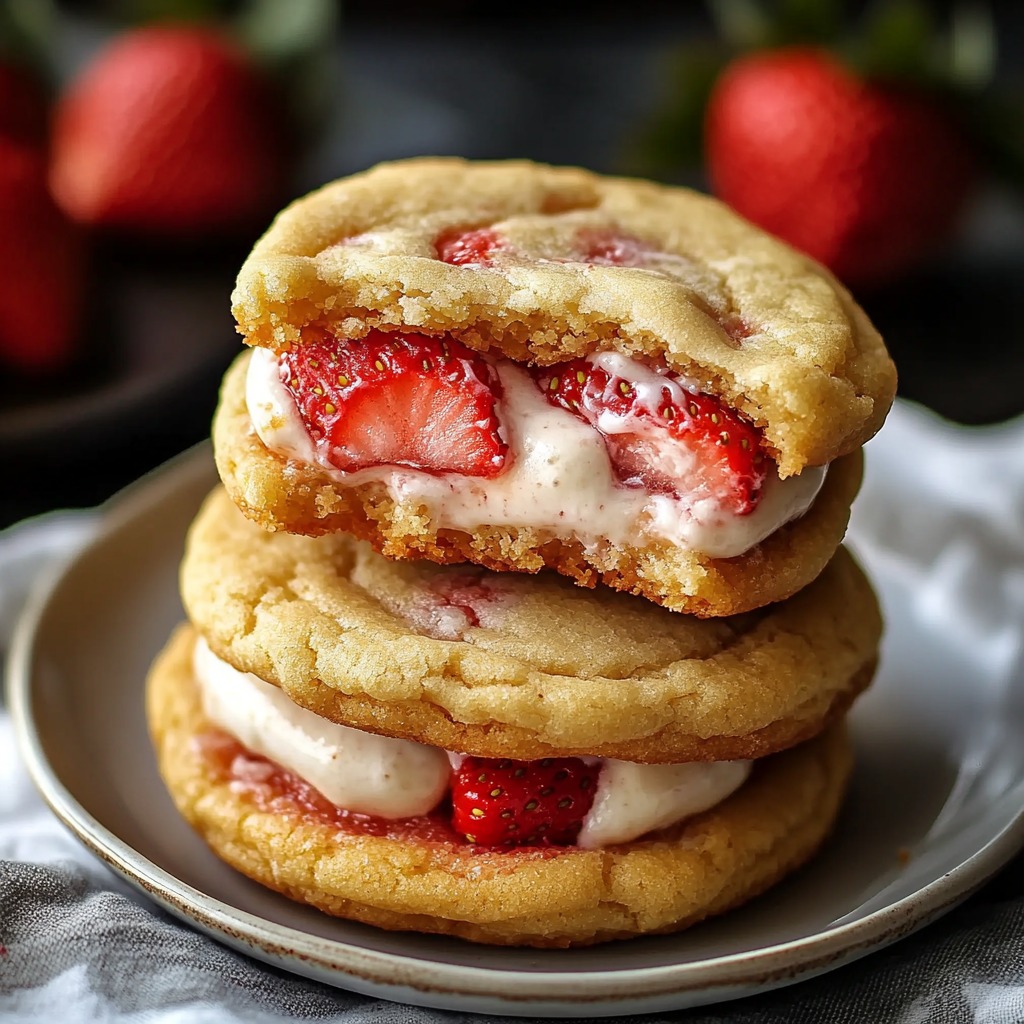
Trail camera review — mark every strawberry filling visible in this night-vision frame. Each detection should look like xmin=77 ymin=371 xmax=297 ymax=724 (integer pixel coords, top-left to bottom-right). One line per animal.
xmin=435 ymin=226 xmax=505 ymax=266
xmin=200 ymin=730 xmax=456 ymax=843
xmin=377 ymin=572 xmax=511 ymax=641
xmin=280 ymin=328 xmax=507 ymax=478
xmin=434 ymin=226 xmax=649 ymax=269
xmin=574 ymin=228 xmax=649 ymax=266
xmin=433 ymin=226 xmax=756 ymax=343
xmin=532 ymin=356 xmax=766 ymax=515
xmin=194 ymin=644 xmax=755 ymax=852
xmin=275 ymin=328 xmax=768 ymax=518
xmin=200 ymin=729 xmax=583 ymax=854
xmin=451 ymin=756 xmax=599 ymax=846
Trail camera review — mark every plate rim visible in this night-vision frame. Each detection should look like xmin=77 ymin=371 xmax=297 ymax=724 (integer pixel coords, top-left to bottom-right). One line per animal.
xmin=8 ymin=445 xmax=1024 ymax=1015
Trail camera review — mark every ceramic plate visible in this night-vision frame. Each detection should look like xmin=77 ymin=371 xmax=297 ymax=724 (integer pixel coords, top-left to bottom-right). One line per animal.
xmin=8 ymin=446 xmax=1024 ymax=1018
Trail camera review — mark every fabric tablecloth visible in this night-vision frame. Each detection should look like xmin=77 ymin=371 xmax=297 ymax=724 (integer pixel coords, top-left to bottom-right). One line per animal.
xmin=3 ymin=401 xmax=1024 ymax=1023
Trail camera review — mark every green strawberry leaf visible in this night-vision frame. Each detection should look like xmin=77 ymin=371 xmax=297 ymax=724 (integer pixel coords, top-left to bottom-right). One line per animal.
xmin=0 ymin=0 xmax=56 ymax=70
xmin=844 ymin=0 xmax=995 ymax=90
xmin=231 ymin=0 xmax=337 ymax=143
xmin=972 ymin=89 xmax=1024 ymax=191
xmin=852 ymin=0 xmax=935 ymax=82
xmin=232 ymin=0 xmax=336 ymax=69
xmin=708 ymin=0 xmax=843 ymax=49
xmin=621 ymin=42 xmax=727 ymax=177
xmin=110 ymin=0 xmax=230 ymax=23
xmin=772 ymin=0 xmax=844 ymax=45
xmin=947 ymin=3 xmax=996 ymax=90
xmin=706 ymin=0 xmax=773 ymax=50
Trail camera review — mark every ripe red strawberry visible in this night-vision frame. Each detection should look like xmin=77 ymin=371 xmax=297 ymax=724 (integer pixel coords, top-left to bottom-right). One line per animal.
xmin=705 ymin=47 xmax=975 ymax=286
xmin=49 ymin=26 xmax=285 ymax=237
xmin=0 ymin=141 xmax=84 ymax=372
xmin=534 ymin=358 xmax=766 ymax=514
xmin=281 ymin=328 xmax=507 ymax=477
xmin=451 ymin=756 xmax=599 ymax=847
xmin=435 ymin=227 xmax=505 ymax=266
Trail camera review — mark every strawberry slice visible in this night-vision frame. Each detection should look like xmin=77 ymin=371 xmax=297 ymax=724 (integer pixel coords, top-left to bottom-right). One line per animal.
xmin=451 ymin=756 xmax=599 ymax=847
xmin=281 ymin=328 xmax=507 ymax=477
xmin=533 ymin=358 xmax=766 ymax=515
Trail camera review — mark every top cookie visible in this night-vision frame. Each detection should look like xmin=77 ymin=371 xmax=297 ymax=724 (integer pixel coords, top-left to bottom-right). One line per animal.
xmin=232 ymin=158 xmax=895 ymax=476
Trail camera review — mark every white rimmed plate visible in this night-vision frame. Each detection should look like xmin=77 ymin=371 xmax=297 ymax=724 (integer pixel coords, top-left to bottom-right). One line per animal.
xmin=7 ymin=442 xmax=1024 ymax=1018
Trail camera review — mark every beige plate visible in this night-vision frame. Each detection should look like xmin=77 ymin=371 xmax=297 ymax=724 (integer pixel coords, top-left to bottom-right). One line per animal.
xmin=8 ymin=445 xmax=1024 ymax=1017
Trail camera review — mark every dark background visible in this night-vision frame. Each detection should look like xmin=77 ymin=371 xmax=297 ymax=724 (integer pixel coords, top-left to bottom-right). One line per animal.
xmin=1 ymin=0 xmax=1022 ymax=527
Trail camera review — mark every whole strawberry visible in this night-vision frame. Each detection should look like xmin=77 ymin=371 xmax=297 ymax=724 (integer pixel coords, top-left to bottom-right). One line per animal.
xmin=0 ymin=140 xmax=84 ymax=372
xmin=49 ymin=26 xmax=286 ymax=238
xmin=451 ymin=756 xmax=599 ymax=847
xmin=705 ymin=47 xmax=975 ymax=286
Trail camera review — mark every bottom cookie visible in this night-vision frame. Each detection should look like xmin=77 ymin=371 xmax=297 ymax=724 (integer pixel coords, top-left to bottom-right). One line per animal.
xmin=148 ymin=624 xmax=853 ymax=948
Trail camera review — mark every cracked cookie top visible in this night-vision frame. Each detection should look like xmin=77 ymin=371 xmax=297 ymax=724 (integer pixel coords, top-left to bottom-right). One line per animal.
xmin=232 ymin=158 xmax=896 ymax=477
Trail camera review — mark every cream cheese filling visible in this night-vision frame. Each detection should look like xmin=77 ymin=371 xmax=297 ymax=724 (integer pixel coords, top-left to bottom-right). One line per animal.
xmin=193 ymin=637 xmax=451 ymax=819
xmin=195 ymin=640 xmax=752 ymax=848
xmin=246 ymin=345 xmax=826 ymax=559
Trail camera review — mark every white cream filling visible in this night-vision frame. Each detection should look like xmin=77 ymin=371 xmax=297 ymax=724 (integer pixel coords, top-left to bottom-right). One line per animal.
xmin=195 ymin=642 xmax=751 ymax=847
xmin=247 ymin=345 xmax=824 ymax=559
xmin=193 ymin=638 xmax=450 ymax=819
xmin=576 ymin=758 xmax=751 ymax=849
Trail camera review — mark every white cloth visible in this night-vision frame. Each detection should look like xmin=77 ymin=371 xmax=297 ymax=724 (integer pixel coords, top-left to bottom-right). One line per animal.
xmin=2 ymin=402 xmax=1024 ymax=1022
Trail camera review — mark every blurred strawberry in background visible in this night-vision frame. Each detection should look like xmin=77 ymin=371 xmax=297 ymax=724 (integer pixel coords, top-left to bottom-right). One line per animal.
xmin=705 ymin=46 xmax=976 ymax=287
xmin=0 ymin=0 xmax=333 ymax=378
xmin=0 ymin=0 xmax=84 ymax=373
xmin=636 ymin=0 xmax=1017 ymax=291
xmin=50 ymin=25 xmax=287 ymax=238
xmin=0 ymin=140 xmax=85 ymax=372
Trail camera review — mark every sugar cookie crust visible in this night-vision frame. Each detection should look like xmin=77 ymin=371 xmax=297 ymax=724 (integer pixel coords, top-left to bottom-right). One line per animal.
xmin=147 ymin=624 xmax=853 ymax=948
xmin=231 ymin=158 xmax=896 ymax=476
xmin=214 ymin=351 xmax=864 ymax=617
xmin=182 ymin=487 xmax=880 ymax=763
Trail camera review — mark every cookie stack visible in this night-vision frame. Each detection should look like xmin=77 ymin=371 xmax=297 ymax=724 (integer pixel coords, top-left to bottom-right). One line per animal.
xmin=147 ymin=159 xmax=895 ymax=948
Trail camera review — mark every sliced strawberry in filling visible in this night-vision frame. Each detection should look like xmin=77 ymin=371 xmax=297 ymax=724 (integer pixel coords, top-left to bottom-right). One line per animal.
xmin=451 ymin=756 xmax=599 ymax=847
xmin=533 ymin=359 xmax=767 ymax=515
xmin=280 ymin=328 xmax=507 ymax=477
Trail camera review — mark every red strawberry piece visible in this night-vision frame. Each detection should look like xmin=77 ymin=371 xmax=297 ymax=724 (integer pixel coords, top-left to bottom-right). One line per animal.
xmin=281 ymin=328 xmax=507 ymax=477
xmin=451 ymin=756 xmax=599 ymax=847
xmin=534 ymin=359 xmax=766 ymax=514
xmin=0 ymin=141 xmax=85 ymax=372
xmin=0 ymin=64 xmax=49 ymax=147
xmin=427 ymin=572 xmax=501 ymax=630
xmin=575 ymin=229 xmax=648 ymax=266
xmin=49 ymin=26 xmax=286 ymax=238
xmin=435 ymin=227 xmax=505 ymax=266
xmin=392 ymin=572 xmax=508 ymax=641
xmin=705 ymin=47 xmax=976 ymax=286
